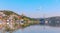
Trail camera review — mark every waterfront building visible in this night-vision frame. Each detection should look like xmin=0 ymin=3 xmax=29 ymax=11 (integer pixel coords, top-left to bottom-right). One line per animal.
xmin=40 ymin=19 xmax=45 ymax=24
xmin=20 ymin=19 xmax=24 ymax=25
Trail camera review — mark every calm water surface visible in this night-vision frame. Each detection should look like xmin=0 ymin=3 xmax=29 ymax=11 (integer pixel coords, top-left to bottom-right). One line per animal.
xmin=0 ymin=25 xmax=60 ymax=33
xmin=13 ymin=25 xmax=60 ymax=33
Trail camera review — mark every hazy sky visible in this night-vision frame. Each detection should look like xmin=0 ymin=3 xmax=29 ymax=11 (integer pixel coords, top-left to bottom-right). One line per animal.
xmin=0 ymin=0 xmax=60 ymax=18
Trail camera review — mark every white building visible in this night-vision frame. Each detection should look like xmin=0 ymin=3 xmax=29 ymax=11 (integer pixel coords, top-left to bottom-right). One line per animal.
xmin=20 ymin=19 xmax=24 ymax=25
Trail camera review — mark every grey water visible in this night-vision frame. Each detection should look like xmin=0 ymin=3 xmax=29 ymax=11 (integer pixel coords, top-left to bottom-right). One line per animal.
xmin=0 ymin=25 xmax=60 ymax=33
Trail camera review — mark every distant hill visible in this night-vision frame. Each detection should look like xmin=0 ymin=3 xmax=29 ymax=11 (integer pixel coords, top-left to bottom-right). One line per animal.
xmin=0 ymin=10 xmax=36 ymax=21
xmin=0 ymin=10 xmax=20 ymax=16
xmin=45 ymin=16 xmax=60 ymax=26
xmin=45 ymin=16 xmax=60 ymax=21
xmin=38 ymin=16 xmax=60 ymax=26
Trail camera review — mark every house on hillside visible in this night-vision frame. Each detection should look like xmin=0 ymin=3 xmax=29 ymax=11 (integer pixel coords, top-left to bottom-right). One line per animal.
xmin=6 ymin=19 xmax=15 ymax=29
xmin=0 ymin=12 xmax=6 ymax=17
xmin=0 ymin=19 xmax=3 ymax=25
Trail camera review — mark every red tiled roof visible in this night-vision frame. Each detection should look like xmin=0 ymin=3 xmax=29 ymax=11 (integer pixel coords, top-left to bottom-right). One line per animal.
xmin=0 ymin=16 xmax=2 ymax=18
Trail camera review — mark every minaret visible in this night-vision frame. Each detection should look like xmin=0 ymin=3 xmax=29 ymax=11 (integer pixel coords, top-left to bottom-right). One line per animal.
xmin=21 ymin=13 xmax=25 ymax=19
xmin=21 ymin=13 xmax=25 ymax=17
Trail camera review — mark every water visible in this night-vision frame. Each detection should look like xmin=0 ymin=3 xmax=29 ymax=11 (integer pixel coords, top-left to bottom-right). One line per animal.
xmin=13 ymin=25 xmax=60 ymax=33
xmin=1 ymin=25 xmax=60 ymax=33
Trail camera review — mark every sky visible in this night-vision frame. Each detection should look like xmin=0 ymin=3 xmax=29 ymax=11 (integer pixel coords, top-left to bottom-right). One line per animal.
xmin=0 ymin=0 xmax=60 ymax=18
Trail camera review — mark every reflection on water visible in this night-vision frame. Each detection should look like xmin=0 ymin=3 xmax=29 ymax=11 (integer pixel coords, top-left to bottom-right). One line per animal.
xmin=0 ymin=25 xmax=60 ymax=33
